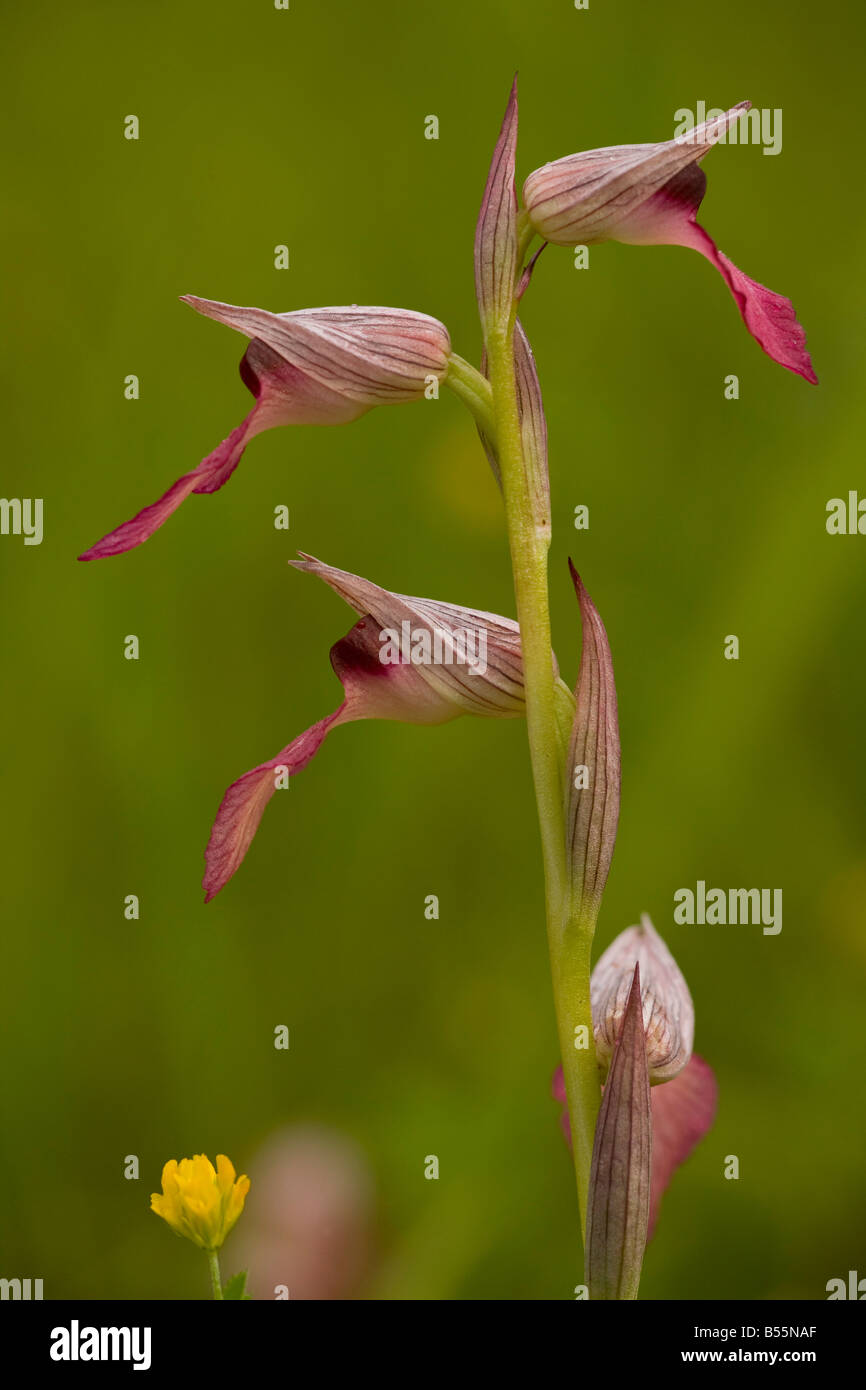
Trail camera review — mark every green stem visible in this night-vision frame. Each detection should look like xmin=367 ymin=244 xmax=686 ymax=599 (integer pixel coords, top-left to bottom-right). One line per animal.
xmin=556 ymin=921 xmax=601 ymax=1228
xmin=485 ymin=313 xmax=600 ymax=1239
xmin=207 ymin=1248 xmax=223 ymax=1300
xmin=516 ymin=210 xmax=537 ymax=267
xmin=444 ymin=352 xmax=496 ymax=441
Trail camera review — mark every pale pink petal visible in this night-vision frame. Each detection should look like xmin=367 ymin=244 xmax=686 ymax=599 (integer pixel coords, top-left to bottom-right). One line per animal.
xmin=591 ymin=916 xmax=694 ymax=1082
xmin=523 ymin=103 xmax=750 ymax=246
xmin=292 ymin=554 xmax=528 ymax=718
xmin=183 ymin=297 xmax=451 ymax=403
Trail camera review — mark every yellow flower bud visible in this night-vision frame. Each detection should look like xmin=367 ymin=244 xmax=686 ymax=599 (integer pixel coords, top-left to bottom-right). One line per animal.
xmin=150 ymin=1153 xmax=250 ymax=1251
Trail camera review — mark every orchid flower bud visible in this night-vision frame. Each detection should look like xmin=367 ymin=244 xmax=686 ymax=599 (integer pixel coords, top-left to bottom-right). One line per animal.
xmin=522 ymin=102 xmax=816 ymax=382
xmin=565 ymin=563 xmax=620 ymax=929
xmin=555 ymin=923 xmax=714 ymax=1249
xmin=591 ymin=914 xmax=694 ymax=1082
xmin=553 ymin=1050 xmax=717 ymax=1240
xmin=470 ymin=78 xmax=551 ymax=538
xmin=79 ymin=301 xmax=451 ymax=560
xmin=474 ymin=76 xmax=519 ymax=334
xmin=585 ymin=963 xmax=651 ymax=1300
xmin=203 ymin=555 xmax=546 ymax=900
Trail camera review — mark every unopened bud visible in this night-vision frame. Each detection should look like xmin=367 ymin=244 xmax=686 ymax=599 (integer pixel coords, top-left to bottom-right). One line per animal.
xmin=591 ymin=914 xmax=694 ymax=1082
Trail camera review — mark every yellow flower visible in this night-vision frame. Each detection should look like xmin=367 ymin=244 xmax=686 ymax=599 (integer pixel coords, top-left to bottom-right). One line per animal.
xmin=150 ymin=1153 xmax=250 ymax=1251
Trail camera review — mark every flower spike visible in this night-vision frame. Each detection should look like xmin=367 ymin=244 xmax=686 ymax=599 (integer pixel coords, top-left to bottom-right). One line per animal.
xmin=523 ymin=102 xmax=816 ymax=382
xmin=78 ymin=301 xmax=451 ymax=559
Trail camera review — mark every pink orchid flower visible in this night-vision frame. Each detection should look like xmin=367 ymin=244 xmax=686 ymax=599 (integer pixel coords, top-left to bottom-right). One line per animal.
xmin=203 ymin=555 xmax=548 ymax=901
xmin=79 ymin=300 xmax=451 ymax=560
xmin=553 ymin=916 xmax=717 ymax=1239
xmin=523 ymin=102 xmax=816 ymax=383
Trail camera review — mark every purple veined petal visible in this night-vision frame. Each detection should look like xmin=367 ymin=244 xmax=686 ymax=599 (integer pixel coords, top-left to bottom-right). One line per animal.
xmin=522 ymin=102 xmax=751 ymax=246
xmin=78 ymin=301 xmax=451 ymax=560
xmin=475 ymin=76 xmax=519 ymax=330
xmin=648 ymin=1054 xmax=717 ymax=1237
xmin=565 ymin=563 xmax=621 ymax=925
xmin=591 ymin=915 xmax=694 ymax=1082
xmin=204 ymin=556 xmax=532 ymax=900
xmin=182 ymin=298 xmax=452 ymax=403
xmin=610 ymin=164 xmax=818 ymax=383
xmin=585 ymin=963 xmax=652 ymax=1301
xmin=292 ymin=554 xmax=530 ymax=717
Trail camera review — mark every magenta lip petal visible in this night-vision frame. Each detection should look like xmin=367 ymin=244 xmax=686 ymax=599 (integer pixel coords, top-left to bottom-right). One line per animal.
xmin=77 ymin=415 xmax=255 ymax=561
xmin=670 ymin=217 xmax=818 ymax=383
xmin=616 ymin=168 xmax=817 ymax=384
xmin=709 ymin=243 xmax=817 ymax=385
xmin=203 ymin=707 xmax=347 ymax=902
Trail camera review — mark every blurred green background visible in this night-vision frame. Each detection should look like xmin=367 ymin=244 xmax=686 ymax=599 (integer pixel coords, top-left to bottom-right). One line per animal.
xmin=2 ymin=0 xmax=864 ymax=1300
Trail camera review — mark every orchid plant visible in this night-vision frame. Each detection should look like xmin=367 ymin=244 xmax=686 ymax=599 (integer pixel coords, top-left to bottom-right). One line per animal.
xmin=81 ymin=84 xmax=815 ymax=1298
